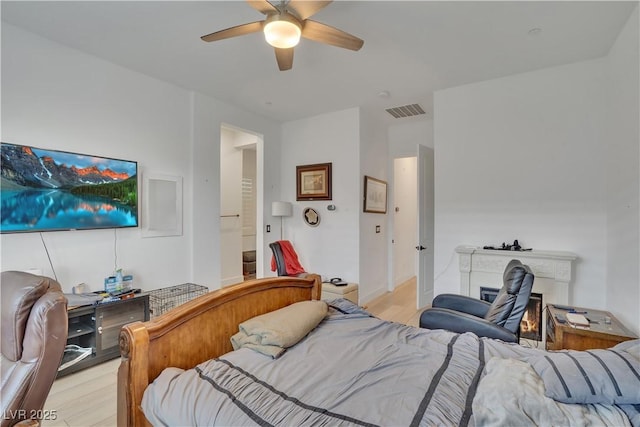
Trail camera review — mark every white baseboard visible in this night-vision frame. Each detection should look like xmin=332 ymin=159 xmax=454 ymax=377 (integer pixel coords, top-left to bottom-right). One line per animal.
xmin=221 ymin=275 xmax=245 ymax=287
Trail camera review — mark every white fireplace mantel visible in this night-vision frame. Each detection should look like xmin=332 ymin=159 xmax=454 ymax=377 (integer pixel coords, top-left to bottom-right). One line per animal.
xmin=455 ymin=245 xmax=578 ymax=305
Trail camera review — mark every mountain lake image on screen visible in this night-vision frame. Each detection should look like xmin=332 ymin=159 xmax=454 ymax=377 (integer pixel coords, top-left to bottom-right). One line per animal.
xmin=1 ymin=142 xmax=138 ymax=233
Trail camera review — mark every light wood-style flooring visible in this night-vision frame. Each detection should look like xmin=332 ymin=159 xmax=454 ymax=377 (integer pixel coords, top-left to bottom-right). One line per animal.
xmin=365 ymin=277 xmax=422 ymax=327
xmin=41 ymin=278 xmax=420 ymax=427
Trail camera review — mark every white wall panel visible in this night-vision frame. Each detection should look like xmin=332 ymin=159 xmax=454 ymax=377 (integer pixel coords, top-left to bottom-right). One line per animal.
xmin=434 ymin=59 xmax=609 ymax=310
xmin=280 ymin=109 xmax=361 ymax=285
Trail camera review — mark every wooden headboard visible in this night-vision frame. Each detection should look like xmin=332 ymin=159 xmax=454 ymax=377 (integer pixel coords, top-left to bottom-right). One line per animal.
xmin=117 ymin=274 xmax=321 ymax=427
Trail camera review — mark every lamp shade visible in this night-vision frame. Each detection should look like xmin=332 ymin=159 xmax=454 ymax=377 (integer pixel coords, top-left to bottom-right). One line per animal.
xmin=272 ymin=201 xmax=293 ymax=217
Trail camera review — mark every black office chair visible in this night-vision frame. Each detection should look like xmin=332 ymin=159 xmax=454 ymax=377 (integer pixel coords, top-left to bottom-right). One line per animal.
xmin=269 ymin=242 xmax=288 ymax=276
xmin=269 ymin=241 xmax=307 ymax=277
xmin=419 ymin=259 xmax=534 ymax=343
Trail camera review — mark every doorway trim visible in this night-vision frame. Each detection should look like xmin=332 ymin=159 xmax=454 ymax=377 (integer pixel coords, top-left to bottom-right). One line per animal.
xmin=389 ymin=144 xmax=434 ymax=310
xmin=220 ymin=123 xmax=264 ymax=284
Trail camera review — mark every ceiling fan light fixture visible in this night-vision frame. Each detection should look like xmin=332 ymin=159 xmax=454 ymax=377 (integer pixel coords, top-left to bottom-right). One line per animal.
xmin=264 ymin=14 xmax=302 ymax=49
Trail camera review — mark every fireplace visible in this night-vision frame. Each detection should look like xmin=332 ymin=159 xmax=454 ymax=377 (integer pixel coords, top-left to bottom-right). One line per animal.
xmin=454 ymin=246 xmax=577 ymax=346
xmin=480 ymin=287 xmax=543 ymax=341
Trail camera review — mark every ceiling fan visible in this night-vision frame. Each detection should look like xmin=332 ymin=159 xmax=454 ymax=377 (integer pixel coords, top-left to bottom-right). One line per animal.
xmin=200 ymin=0 xmax=364 ymax=71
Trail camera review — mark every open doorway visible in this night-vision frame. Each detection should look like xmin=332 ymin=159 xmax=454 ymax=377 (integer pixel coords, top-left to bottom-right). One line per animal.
xmin=219 ymin=124 xmax=264 ymax=286
xmin=393 ymin=157 xmax=418 ymax=288
xmin=391 ymin=146 xmax=434 ymax=310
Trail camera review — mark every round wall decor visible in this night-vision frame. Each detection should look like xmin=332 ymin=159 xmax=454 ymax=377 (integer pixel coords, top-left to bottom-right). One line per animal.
xmin=303 ymin=207 xmax=320 ymax=227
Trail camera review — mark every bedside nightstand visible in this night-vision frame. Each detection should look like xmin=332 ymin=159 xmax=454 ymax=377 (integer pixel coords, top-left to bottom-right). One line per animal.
xmin=545 ymin=304 xmax=637 ymax=351
xmin=321 ymin=282 xmax=359 ymax=305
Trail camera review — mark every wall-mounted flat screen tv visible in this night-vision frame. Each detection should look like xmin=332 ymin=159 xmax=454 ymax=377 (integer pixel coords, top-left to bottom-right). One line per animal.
xmin=1 ymin=142 xmax=138 ymax=233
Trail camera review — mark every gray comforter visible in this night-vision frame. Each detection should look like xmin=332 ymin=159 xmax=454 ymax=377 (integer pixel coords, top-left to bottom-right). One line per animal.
xmin=142 ymin=300 xmax=637 ymax=426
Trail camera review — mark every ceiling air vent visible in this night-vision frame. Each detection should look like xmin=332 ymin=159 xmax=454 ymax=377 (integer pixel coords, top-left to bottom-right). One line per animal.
xmin=385 ymin=103 xmax=426 ymax=119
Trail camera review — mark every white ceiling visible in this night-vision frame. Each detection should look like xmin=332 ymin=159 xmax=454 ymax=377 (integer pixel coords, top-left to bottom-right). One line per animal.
xmin=2 ymin=1 xmax=636 ymax=125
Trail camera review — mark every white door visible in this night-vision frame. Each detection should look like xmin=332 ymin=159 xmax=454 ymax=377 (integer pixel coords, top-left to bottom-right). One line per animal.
xmin=416 ymin=145 xmax=434 ymax=308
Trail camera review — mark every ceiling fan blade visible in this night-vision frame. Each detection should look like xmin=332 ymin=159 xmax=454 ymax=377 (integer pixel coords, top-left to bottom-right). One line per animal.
xmin=275 ymin=47 xmax=294 ymax=71
xmin=302 ymin=20 xmax=364 ymax=51
xmin=201 ymin=21 xmax=263 ymax=43
xmin=246 ymin=0 xmax=278 ymax=15
xmin=287 ymin=0 xmax=332 ymax=20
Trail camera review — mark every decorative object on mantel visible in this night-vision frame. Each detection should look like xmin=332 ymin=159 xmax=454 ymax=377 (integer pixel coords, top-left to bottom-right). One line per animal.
xmin=303 ymin=207 xmax=320 ymax=227
xmin=296 ymin=163 xmax=332 ymax=201
xmin=483 ymin=239 xmax=532 ymax=251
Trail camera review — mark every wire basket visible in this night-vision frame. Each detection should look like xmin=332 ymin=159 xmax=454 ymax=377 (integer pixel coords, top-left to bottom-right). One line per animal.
xmin=149 ymin=283 xmax=208 ymax=318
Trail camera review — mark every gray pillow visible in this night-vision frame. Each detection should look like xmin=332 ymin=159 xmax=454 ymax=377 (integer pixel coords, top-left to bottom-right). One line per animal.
xmin=231 ymin=300 xmax=328 ymax=358
xmin=530 ymin=340 xmax=640 ymax=405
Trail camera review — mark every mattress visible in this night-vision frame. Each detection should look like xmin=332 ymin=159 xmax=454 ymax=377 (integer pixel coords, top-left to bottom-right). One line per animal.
xmin=141 ymin=299 xmax=638 ymax=426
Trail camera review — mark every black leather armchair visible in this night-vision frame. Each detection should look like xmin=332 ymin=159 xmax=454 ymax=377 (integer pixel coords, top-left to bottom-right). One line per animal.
xmin=419 ymin=259 xmax=534 ymax=343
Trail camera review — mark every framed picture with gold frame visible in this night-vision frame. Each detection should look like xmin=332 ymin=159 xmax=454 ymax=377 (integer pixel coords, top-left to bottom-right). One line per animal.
xmin=363 ymin=175 xmax=387 ymax=214
xmin=296 ymin=163 xmax=332 ymax=201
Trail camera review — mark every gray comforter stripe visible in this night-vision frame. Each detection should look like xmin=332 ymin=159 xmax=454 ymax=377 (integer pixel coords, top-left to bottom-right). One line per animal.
xmin=587 ymin=350 xmax=623 ymax=396
xmin=610 ymin=350 xmax=640 ymax=382
xmin=460 ymin=339 xmax=485 ymax=427
xmin=198 ymin=359 xmax=379 ymax=427
xmin=219 ymin=359 xmax=379 ymax=426
xmin=544 ymin=355 xmax=572 ymax=398
xmin=410 ymin=334 xmax=460 ymax=427
xmin=195 ymin=366 xmax=274 ymax=427
xmin=567 ymin=353 xmax=596 ymax=395
xmin=410 ymin=333 xmax=487 ymax=427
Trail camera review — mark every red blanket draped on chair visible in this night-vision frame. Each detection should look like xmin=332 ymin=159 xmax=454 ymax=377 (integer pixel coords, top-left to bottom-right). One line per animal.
xmin=270 ymin=240 xmax=306 ymax=276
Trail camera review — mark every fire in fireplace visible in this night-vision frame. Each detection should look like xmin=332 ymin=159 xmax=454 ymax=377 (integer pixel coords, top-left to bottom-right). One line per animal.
xmin=480 ymin=287 xmax=543 ymax=341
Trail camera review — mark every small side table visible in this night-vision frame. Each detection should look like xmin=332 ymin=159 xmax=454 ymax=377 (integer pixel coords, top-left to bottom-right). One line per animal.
xmin=321 ymin=282 xmax=359 ymax=305
xmin=545 ymin=304 xmax=637 ymax=351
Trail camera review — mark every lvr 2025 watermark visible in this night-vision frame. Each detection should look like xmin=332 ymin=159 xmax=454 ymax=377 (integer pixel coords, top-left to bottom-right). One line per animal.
xmin=3 ymin=409 xmax=58 ymax=421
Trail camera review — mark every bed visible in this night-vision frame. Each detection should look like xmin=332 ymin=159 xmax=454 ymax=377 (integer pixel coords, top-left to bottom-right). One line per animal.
xmin=118 ymin=274 xmax=640 ymax=426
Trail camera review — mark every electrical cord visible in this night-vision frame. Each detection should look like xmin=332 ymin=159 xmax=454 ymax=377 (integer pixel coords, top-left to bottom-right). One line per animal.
xmin=114 ymin=228 xmax=118 ymax=272
xmin=433 ymin=248 xmax=458 ymax=284
xmin=39 ymin=233 xmax=58 ymax=281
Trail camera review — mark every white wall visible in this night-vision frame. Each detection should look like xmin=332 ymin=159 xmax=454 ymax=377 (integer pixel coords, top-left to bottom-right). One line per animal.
xmin=605 ymin=5 xmax=640 ymax=335
xmin=152 ymin=90 xmax=281 ymax=290
xmin=434 ymin=59 xmax=609 ymax=310
xmin=277 ymin=108 xmax=392 ymax=303
xmin=387 ymin=120 xmax=434 ymax=292
xmin=279 ymin=108 xmax=361 ymax=286
xmin=433 ymin=8 xmax=640 ymax=335
xmin=1 ymin=24 xmax=192 ymax=292
xmin=1 ymin=24 xmax=283 ymax=293
xmin=388 ymin=120 xmax=434 ymax=157
xmin=359 ymin=110 xmax=389 ymax=302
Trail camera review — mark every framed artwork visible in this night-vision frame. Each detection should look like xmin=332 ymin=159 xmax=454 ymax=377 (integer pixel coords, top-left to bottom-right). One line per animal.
xmin=363 ymin=175 xmax=387 ymax=214
xmin=296 ymin=163 xmax=332 ymax=201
